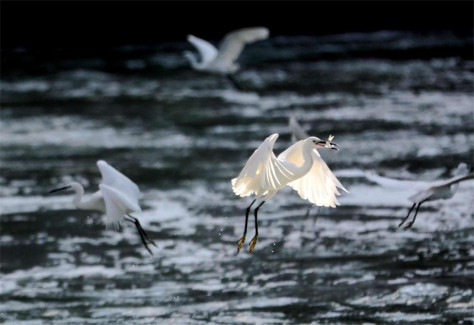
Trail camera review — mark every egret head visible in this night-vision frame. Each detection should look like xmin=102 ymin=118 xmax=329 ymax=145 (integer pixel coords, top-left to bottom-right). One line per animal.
xmin=309 ymin=136 xmax=339 ymax=151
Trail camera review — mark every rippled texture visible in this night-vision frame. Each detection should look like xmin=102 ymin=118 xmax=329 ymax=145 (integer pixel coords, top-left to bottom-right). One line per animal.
xmin=1 ymin=31 xmax=473 ymax=324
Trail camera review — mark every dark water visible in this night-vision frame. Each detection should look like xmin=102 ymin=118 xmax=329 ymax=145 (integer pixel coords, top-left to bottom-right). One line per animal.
xmin=1 ymin=31 xmax=473 ymax=324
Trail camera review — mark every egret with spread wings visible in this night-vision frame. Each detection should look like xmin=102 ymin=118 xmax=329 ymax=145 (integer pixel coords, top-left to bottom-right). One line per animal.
xmin=49 ymin=160 xmax=156 ymax=255
xmin=184 ymin=27 xmax=269 ymax=90
xmin=232 ymin=134 xmax=348 ymax=253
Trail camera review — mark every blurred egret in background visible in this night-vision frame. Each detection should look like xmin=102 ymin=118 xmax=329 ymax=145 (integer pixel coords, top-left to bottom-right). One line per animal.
xmin=289 ymin=115 xmax=309 ymax=142
xmin=232 ymin=133 xmax=348 ymax=253
xmin=365 ymin=163 xmax=473 ymax=229
xmin=184 ymin=27 xmax=269 ymax=90
xmin=50 ymin=160 xmax=157 ymax=254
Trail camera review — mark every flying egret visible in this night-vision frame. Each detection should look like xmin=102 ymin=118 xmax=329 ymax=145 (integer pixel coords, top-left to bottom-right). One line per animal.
xmin=49 ymin=160 xmax=157 ymax=255
xmin=232 ymin=133 xmax=348 ymax=253
xmin=365 ymin=163 xmax=473 ymax=229
xmin=184 ymin=27 xmax=269 ymax=90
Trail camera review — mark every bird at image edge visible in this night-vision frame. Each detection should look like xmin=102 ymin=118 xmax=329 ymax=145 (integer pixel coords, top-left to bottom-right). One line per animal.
xmin=49 ymin=160 xmax=157 ymax=255
xmin=232 ymin=133 xmax=348 ymax=253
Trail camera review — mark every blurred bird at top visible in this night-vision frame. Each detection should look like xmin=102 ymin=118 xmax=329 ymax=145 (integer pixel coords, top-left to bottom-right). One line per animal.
xmin=232 ymin=133 xmax=348 ymax=253
xmin=365 ymin=163 xmax=473 ymax=229
xmin=49 ymin=160 xmax=156 ymax=255
xmin=184 ymin=27 xmax=269 ymax=90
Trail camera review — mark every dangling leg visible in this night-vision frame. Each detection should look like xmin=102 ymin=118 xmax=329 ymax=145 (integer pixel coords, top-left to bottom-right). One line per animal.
xmin=404 ymin=201 xmax=424 ymax=229
xmin=304 ymin=205 xmax=312 ymax=219
xmin=249 ymin=201 xmax=265 ymax=253
xmin=227 ymin=74 xmax=245 ymax=91
xmin=399 ymin=203 xmax=416 ymax=228
xmin=312 ymin=206 xmax=321 ymax=226
xmin=125 ymin=215 xmax=156 ymax=255
xmin=237 ymin=199 xmax=256 ymax=253
xmin=127 ymin=215 xmax=157 ymax=247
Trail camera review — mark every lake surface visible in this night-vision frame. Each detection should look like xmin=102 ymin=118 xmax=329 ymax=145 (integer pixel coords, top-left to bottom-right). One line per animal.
xmin=1 ymin=31 xmax=473 ymax=324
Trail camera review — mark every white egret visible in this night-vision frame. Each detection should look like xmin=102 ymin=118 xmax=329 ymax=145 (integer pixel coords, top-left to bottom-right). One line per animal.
xmin=232 ymin=133 xmax=348 ymax=253
xmin=365 ymin=163 xmax=473 ymax=229
xmin=184 ymin=27 xmax=269 ymax=90
xmin=49 ymin=160 xmax=156 ymax=255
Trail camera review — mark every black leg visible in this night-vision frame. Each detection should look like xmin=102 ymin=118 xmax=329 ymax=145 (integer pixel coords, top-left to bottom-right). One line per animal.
xmin=227 ymin=74 xmax=245 ymax=91
xmin=127 ymin=215 xmax=157 ymax=247
xmin=304 ymin=205 xmax=312 ymax=219
xmin=313 ymin=206 xmax=321 ymax=226
xmin=237 ymin=199 xmax=256 ymax=253
xmin=399 ymin=203 xmax=416 ymax=228
xmin=126 ymin=217 xmax=153 ymax=255
xmin=405 ymin=202 xmax=424 ymax=229
xmin=253 ymin=201 xmax=265 ymax=236
xmin=249 ymin=201 xmax=265 ymax=253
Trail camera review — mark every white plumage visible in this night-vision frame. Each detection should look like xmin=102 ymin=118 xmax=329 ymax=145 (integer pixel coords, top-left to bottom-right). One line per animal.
xmin=232 ymin=133 xmax=347 ymax=253
xmin=49 ymin=160 xmax=155 ymax=254
xmin=185 ymin=27 xmax=269 ymax=74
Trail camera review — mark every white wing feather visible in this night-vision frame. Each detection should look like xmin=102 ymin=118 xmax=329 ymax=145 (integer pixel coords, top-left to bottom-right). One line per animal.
xmin=364 ymin=172 xmax=430 ymax=190
xmin=187 ymin=35 xmax=219 ymax=65
xmin=214 ymin=27 xmax=269 ymax=66
xmin=232 ymin=133 xmax=295 ymax=198
xmin=365 ymin=163 xmax=470 ymax=192
xmin=279 ymin=141 xmax=348 ymax=208
xmin=289 ymin=116 xmax=309 ymax=142
xmin=99 ymin=184 xmax=142 ymax=230
xmin=97 ymin=160 xmax=140 ymax=202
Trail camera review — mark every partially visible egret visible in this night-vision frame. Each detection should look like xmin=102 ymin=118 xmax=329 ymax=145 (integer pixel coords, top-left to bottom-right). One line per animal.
xmin=365 ymin=163 xmax=473 ymax=229
xmin=232 ymin=133 xmax=348 ymax=253
xmin=49 ymin=160 xmax=156 ymax=255
xmin=184 ymin=27 xmax=269 ymax=90
xmin=289 ymin=115 xmax=309 ymax=142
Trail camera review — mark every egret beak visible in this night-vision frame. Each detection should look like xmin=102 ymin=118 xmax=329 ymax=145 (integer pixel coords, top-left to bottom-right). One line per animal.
xmin=316 ymin=140 xmax=339 ymax=150
xmin=49 ymin=186 xmax=71 ymax=194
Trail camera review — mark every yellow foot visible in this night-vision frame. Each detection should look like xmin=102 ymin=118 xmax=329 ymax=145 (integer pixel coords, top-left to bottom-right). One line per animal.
xmin=237 ymin=234 xmax=246 ymax=253
xmin=248 ymin=235 xmax=258 ymax=253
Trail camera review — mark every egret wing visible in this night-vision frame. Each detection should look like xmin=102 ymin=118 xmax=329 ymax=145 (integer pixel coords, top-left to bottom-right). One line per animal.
xmin=100 ymin=184 xmax=142 ymax=230
xmin=279 ymin=141 xmax=348 ymax=207
xmin=364 ymin=172 xmax=429 ymax=190
xmin=97 ymin=160 xmax=140 ymax=203
xmin=214 ymin=27 xmax=269 ymax=66
xmin=187 ymin=35 xmax=219 ymax=65
xmin=289 ymin=116 xmax=309 ymax=142
xmin=232 ymin=133 xmax=295 ymax=198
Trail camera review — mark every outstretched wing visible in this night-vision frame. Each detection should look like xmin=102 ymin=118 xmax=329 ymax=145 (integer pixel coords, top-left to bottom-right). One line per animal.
xmin=279 ymin=141 xmax=348 ymax=208
xmin=99 ymin=184 xmax=142 ymax=230
xmin=232 ymin=133 xmax=295 ymax=198
xmin=97 ymin=160 xmax=141 ymax=204
xmin=214 ymin=27 xmax=269 ymax=66
xmin=364 ymin=172 xmax=429 ymax=190
xmin=187 ymin=35 xmax=219 ymax=65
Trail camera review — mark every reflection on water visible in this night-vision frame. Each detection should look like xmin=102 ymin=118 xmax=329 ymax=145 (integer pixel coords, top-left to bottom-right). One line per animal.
xmin=1 ymin=31 xmax=473 ymax=324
